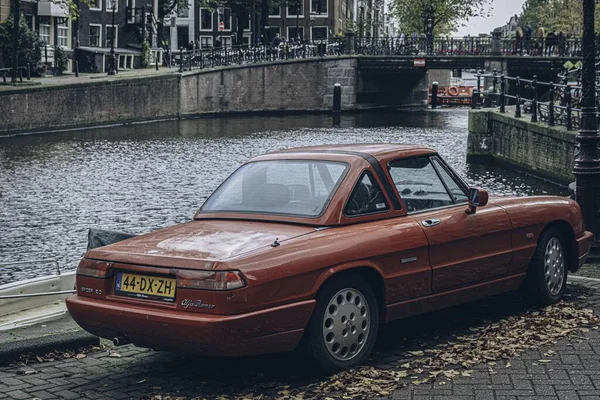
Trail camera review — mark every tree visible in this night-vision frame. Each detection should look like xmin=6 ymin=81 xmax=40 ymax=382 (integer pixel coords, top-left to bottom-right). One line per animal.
xmin=391 ymin=0 xmax=493 ymax=36
xmin=518 ymin=0 xmax=600 ymax=35
xmin=0 ymin=14 xmax=43 ymax=71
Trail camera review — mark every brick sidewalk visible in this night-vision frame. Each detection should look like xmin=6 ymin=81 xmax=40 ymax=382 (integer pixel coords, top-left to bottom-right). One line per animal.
xmin=1 ymin=277 xmax=600 ymax=400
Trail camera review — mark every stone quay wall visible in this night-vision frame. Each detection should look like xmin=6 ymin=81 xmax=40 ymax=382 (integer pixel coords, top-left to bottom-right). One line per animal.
xmin=0 ymin=58 xmax=368 ymax=135
xmin=468 ymin=108 xmax=576 ymax=183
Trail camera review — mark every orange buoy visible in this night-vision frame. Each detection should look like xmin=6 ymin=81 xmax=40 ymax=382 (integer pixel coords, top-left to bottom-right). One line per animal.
xmin=447 ymin=86 xmax=459 ymax=96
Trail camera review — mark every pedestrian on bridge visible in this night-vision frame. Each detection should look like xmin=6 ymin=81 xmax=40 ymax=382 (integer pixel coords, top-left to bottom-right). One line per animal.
xmin=535 ymin=22 xmax=545 ymax=55
xmin=524 ymin=22 xmax=533 ymax=54
xmin=515 ymin=26 xmax=524 ymax=55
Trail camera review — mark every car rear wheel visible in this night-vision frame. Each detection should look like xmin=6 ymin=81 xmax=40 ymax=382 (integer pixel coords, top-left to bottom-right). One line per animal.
xmin=522 ymin=227 xmax=568 ymax=306
xmin=302 ymin=273 xmax=379 ymax=373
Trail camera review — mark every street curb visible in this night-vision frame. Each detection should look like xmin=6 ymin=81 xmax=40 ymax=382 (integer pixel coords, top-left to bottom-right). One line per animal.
xmin=0 ymin=329 xmax=99 ymax=364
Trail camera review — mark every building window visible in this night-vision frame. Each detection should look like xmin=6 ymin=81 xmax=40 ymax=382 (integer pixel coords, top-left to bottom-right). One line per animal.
xmin=56 ymin=18 xmax=68 ymax=47
xmin=311 ymin=26 xmax=327 ymax=40
xmin=287 ymin=26 xmax=304 ymax=40
xmin=199 ymin=8 xmax=212 ymax=31
xmin=311 ymin=0 xmax=327 ymax=15
xmin=243 ymin=15 xmax=251 ymax=31
xmin=287 ymin=2 xmax=304 ymax=17
xmin=268 ymin=4 xmax=280 ymax=17
xmin=25 ymin=15 xmax=34 ymax=30
xmin=89 ymin=24 xmax=101 ymax=47
xmin=105 ymin=25 xmax=118 ymax=47
xmin=222 ymin=36 xmax=231 ymax=47
xmin=39 ymin=21 xmax=51 ymax=44
xmin=199 ymin=35 xmax=212 ymax=48
xmin=89 ymin=0 xmax=101 ymax=10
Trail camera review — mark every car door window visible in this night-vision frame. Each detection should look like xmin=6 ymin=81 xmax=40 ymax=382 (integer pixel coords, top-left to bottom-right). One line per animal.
xmin=345 ymin=172 xmax=389 ymax=216
xmin=389 ymin=157 xmax=453 ymax=213
xmin=432 ymin=158 xmax=469 ymax=204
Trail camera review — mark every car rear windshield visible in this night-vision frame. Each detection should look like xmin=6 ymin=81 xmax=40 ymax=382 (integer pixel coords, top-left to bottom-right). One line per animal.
xmin=201 ymin=160 xmax=349 ymax=218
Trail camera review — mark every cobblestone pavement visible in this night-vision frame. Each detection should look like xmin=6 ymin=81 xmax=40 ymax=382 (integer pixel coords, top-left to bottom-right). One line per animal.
xmin=1 ymin=277 xmax=600 ymax=400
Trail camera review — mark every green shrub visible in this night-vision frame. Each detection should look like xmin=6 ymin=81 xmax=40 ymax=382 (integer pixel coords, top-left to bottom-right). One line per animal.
xmin=140 ymin=40 xmax=151 ymax=68
xmin=54 ymin=45 xmax=69 ymax=75
xmin=0 ymin=14 xmax=44 ymax=71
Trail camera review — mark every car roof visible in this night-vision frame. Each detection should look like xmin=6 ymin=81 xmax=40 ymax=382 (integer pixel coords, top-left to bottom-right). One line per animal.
xmin=264 ymin=144 xmax=437 ymax=160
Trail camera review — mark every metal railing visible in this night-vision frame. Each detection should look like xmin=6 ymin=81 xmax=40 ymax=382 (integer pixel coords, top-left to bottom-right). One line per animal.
xmin=471 ymin=68 xmax=600 ymax=131
xmin=0 ymin=259 xmax=76 ymax=299
xmin=171 ymin=35 xmax=588 ymax=73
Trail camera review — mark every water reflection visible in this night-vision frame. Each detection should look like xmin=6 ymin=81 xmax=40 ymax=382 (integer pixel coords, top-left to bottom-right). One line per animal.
xmin=0 ymin=109 xmax=568 ymax=283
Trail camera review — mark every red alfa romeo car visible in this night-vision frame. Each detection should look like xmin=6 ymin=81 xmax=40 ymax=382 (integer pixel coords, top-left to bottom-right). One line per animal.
xmin=66 ymin=144 xmax=593 ymax=372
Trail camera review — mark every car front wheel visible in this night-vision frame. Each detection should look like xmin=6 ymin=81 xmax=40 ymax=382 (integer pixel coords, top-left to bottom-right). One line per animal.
xmin=302 ymin=273 xmax=379 ymax=373
xmin=522 ymin=227 xmax=568 ymax=306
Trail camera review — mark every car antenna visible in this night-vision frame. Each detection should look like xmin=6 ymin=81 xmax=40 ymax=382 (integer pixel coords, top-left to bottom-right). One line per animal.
xmin=271 ymin=238 xmax=280 ymax=247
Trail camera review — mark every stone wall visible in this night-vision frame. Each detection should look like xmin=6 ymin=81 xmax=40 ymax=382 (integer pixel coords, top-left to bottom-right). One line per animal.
xmin=0 ymin=57 xmax=432 ymax=135
xmin=180 ymin=58 xmax=357 ymax=116
xmin=468 ymin=108 xmax=576 ymax=183
xmin=0 ymin=75 xmax=181 ymax=135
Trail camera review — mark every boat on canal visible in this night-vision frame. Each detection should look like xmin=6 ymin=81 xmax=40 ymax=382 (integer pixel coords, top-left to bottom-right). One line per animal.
xmin=428 ymin=78 xmax=475 ymax=106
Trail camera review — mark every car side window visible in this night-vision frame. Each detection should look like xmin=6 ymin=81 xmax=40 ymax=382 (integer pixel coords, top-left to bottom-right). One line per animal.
xmin=432 ymin=158 xmax=469 ymax=204
xmin=389 ymin=157 xmax=454 ymax=213
xmin=345 ymin=172 xmax=389 ymax=216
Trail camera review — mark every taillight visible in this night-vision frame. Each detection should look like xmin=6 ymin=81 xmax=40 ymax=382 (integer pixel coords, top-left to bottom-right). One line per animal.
xmin=176 ymin=270 xmax=246 ymax=290
xmin=76 ymin=259 xmax=112 ymax=278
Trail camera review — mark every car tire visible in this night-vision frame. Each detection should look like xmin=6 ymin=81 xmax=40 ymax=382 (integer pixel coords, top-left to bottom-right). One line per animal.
xmin=301 ymin=273 xmax=379 ymax=373
xmin=521 ymin=227 xmax=568 ymax=307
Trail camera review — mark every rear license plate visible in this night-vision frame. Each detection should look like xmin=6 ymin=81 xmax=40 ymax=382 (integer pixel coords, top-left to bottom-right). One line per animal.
xmin=115 ymin=272 xmax=176 ymax=302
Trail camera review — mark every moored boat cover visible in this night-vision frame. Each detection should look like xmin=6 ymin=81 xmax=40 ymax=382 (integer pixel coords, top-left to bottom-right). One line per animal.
xmin=87 ymin=228 xmax=137 ymax=250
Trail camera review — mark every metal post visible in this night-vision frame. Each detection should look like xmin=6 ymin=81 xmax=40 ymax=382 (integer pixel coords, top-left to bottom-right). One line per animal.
xmin=431 ymin=81 xmax=438 ymax=109
xmin=26 ymin=63 xmax=31 ymax=80
xmin=574 ymin=0 xmax=600 ymax=242
xmin=155 ymin=55 xmax=159 ymax=70
xmin=515 ymin=77 xmax=522 ymax=118
xmin=531 ymin=75 xmax=538 ymax=122
xmin=179 ymin=47 xmax=183 ymax=73
xmin=492 ymin=69 xmax=498 ymax=106
xmin=549 ymin=83 xmax=555 ymax=126
xmin=471 ymin=87 xmax=478 ymax=109
xmin=333 ymin=83 xmax=341 ymax=113
xmin=500 ymin=74 xmax=505 ymax=113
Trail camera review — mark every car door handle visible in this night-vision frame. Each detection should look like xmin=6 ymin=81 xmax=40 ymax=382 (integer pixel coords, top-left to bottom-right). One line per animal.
xmin=421 ymin=219 xmax=441 ymax=227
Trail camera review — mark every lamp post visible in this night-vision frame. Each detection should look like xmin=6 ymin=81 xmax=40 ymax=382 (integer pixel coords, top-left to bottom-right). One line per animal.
xmin=107 ymin=0 xmax=117 ymax=75
xmin=422 ymin=2 xmax=434 ymax=54
xmin=11 ymin=0 xmax=20 ymax=83
xmin=217 ymin=6 xmax=224 ymax=47
xmin=574 ymin=0 xmax=600 ymax=243
xmin=295 ymin=0 xmax=300 ymax=41
xmin=358 ymin=4 xmax=364 ymax=47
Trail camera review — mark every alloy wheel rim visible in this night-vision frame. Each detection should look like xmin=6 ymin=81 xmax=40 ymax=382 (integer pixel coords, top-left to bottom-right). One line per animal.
xmin=322 ymin=288 xmax=370 ymax=361
xmin=544 ymin=237 xmax=565 ymax=296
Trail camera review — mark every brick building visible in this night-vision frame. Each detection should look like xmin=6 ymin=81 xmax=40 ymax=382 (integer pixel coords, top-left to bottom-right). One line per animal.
xmin=74 ymin=0 xmax=163 ymax=72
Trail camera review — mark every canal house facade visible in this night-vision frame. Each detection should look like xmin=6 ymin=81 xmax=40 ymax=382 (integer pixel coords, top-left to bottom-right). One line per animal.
xmin=17 ymin=0 xmax=74 ymax=71
xmin=75 ymin=0 xmax=163 ymax=73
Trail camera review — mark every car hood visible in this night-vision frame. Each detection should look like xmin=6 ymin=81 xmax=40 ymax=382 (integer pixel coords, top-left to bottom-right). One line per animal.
xmin=86 ymin=219 xmax=316 ymax=269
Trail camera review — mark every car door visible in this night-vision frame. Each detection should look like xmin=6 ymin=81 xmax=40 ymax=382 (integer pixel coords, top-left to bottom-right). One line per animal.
xmin=389 ymin=156 xmax=513 ymax=291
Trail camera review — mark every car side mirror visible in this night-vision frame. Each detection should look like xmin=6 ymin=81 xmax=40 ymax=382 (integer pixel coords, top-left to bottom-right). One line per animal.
xmin=466 ymin=188 xmax=488 ymax=214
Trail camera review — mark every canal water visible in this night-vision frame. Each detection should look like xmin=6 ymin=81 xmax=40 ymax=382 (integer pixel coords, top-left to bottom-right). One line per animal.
xmin=0 ymin=108 xmax=568 ymax=284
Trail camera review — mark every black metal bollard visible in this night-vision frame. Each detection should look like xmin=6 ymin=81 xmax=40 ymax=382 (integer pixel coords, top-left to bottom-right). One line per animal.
xmin=431 ymin=81 xmax=439 ymax=109
xmin=500 ymin=75 xmax=506 ymax=113
xmin=492 ymin=69 xmax=498 ymax=106
xmin=548 ymin=83 xmax=555 ymax=126
xmin=531 ymin=75 xmax=538 ymax=122
xmin=333 ymin=83 xmax=342 ymax=113
xmin=19 ymin=69 xmax=23 ymax=82
xmin=27 ymin=63 xmax=31 ymax=80
xmin=155 ymin=55 xmax=159 ymax=70
xmin=565 ymin=89 xmax=572 ymax=130
xmin=471 ymin=88 xmax=479 ymax=109
xmin=515 ymin=77 xmax=522 ymax=118
xmin=179 ymin=47 xmax=184 ymax=73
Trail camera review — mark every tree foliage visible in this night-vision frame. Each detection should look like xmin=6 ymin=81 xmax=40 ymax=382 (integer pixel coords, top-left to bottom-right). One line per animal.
xmin=518 ymin=0 xmax=600 ymax=35
xmin=391 ymin=0 xmax=493 ymax=36
xmin=0 ymin=14 xmax=43 ymax=69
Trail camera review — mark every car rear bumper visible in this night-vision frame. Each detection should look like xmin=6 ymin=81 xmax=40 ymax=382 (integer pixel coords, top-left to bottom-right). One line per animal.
xmin=575 ymin=230 xmax=594 ymax=271
xmin=66 ymin=295 xmax=315 ymax=356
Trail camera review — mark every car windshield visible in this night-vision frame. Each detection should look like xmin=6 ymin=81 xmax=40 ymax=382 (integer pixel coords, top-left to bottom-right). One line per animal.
xmin=201 ymin=160 xmax=349 ymax=217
